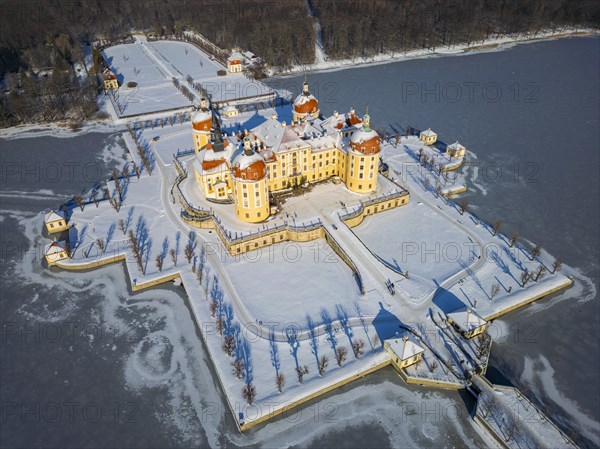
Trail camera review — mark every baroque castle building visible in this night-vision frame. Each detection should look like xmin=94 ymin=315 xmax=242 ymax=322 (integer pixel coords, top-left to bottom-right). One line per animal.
xmin=191 ymin=81 xmax=381 ymax=223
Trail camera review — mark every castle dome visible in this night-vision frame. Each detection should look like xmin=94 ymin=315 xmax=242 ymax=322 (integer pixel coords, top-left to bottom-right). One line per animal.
xmin=231 ymin=138 xmax=267 ymax=181
xmin=349 ymin=110 xmax=380 ymax=155
xmin=293 ymin=81 xmax=319 ymax=116
xmin=192 ymin=109 xmax=212 ymax=132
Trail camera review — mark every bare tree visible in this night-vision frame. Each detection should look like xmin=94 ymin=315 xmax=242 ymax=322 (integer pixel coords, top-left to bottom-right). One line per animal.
xmin=520 ymin=270 xmax=530 ymax=287
xmin=429 ymin=360 xmax=438 ymax=373
xmin=533 ymin=265 xmax=547 ymax=282
xmin=232 ymin=358 xmax=244 ymax=379
xmin=493 ymin=220 xmax=502 ymax=236
xmin=112 ymin=169 xmax=122 ymax=200
xmin=209 ymin=300 xmax=218 ymax=317
xmin=155 ymin=254 xmax=164 ymax=272
xmin=352 ymin=339 xmax=365 ymax=358
xmin=74 ymin=195 xmax=85 ymax=211
xmin=318 ymin=355 xmax=329 ymax=375
xmin=459 ymin=200 xmax=469 ymax=215
xmin=118 ymin=218 xmax=126 ymax=235
xmin=552 ymin=257 xmax=562 ymax=274
xmin=216 ymin=317 xmax=224 ymax=335
xmin=223 ymin=335 xmax=235 ymax=356
xmin=96 ymin=238 xmax=105 ymax=253
xmin=242 ymin=383 xmax=256 ymax=405
xmin=170 ymin=248 xmax=177 ymax=266
xmin=184 ymin=242 xmax=195 ymax=263
xmin=509 ymin=231 xmax=520 ymax=248
xmin=531 ymin=244 xmax=541 ymax=261
xmin=296 ymin=365 xmax=309 ymax=383
xmin=276 ymin=373 xmax=285 ymax=392
xmin=490 ymin=283 xmax=500 ymax=300
xmin=418 ymin=148 xmax=424 ymax=161
xmin=335 ymin=346 xmax=348 ymax=366
xmin=109 ymin=196 xmax=120 ymax=212
xmin=128 ymin=229 xmax=144 ymax=273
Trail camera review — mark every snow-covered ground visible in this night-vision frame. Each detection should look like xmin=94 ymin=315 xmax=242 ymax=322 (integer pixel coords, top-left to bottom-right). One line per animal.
xmin=46 ymin=102 xmax=572 ymax=430
xmin=102 ymin=36 xmax=277 ymax=118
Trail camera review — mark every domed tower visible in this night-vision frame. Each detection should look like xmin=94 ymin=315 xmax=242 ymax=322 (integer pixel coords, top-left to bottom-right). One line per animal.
xmin=293 ymin=79 xmax=319 ymax=123
xmin=345 ymin=109 xmax=380 ymax=194
xmin=191 ymin=98 xmax=212 ymax=154
xmin=231 ymin=137 xmax=270 ymax=223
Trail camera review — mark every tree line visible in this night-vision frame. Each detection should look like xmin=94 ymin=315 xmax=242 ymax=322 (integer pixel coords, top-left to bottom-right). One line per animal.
xmin=311 ymin=0 xmax=600 ymax=59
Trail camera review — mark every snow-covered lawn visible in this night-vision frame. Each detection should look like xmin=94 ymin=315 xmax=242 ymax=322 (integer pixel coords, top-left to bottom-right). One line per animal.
xmin=102 ymin=38 xmax=276 ymax=119
xmin=147 ymin=41 xmax=275 ymax=103
xmin=223 ymin=239 xmax=360 ymax=324
xmin=354 ymin=200 xmax=476 ymax=284
xmin=103 ymin=43 xmax=167 ymax=86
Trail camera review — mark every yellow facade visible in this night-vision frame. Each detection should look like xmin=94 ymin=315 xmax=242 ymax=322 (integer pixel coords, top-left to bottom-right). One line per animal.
xmin=345 ymin=152 xmax=379 ymax=193
xmin=233 ymin=178 xmax=270 ymax=223
xmin=104 ymin=78 xmax=118 ymax=90
xmin=419 ymin=129 xmax=438 ymax=145
xmin=446 ymin=142 xmax=466 ymax=158
xmin=448 ymin=318 xmax=487 ymax=339
xmin=194 ymin=169 xmax=232 ymax=200
xmin=45 ymin=219 xmax=68 ymax=234
xmin=384 ymin=339 xmax=425 ymax=370
xmin=193 ymin=130 xmax=210 ymax=154
xmin=44 ymin=242 xmax=69 ymax=266
xmin=191 ymin=96 xmax=384 ymax=223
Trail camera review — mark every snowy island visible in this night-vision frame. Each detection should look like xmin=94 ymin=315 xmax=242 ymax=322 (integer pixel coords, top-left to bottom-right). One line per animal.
xmin=40 ymin=37 xmax=576 ymax=448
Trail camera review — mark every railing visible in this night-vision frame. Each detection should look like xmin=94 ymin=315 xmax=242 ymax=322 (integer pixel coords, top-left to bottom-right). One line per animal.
xmin=212 ymin=214 xmax=322 ymax=245
xmin=176 ymin=148 xmax=195 ymax=157
xmin=338 ymin=189 xmax=407 ymax=221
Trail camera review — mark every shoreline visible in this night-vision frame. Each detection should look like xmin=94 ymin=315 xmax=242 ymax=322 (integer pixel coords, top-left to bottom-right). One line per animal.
xmin=1 ymin=30 xmax=596 ymax=137
xmin=270 ymin=28 xmax=597 ymax=77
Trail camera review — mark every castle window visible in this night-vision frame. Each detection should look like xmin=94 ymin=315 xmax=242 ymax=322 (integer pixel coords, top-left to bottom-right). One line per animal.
xmin=359 ymin=185 xmax=363 ymax=189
